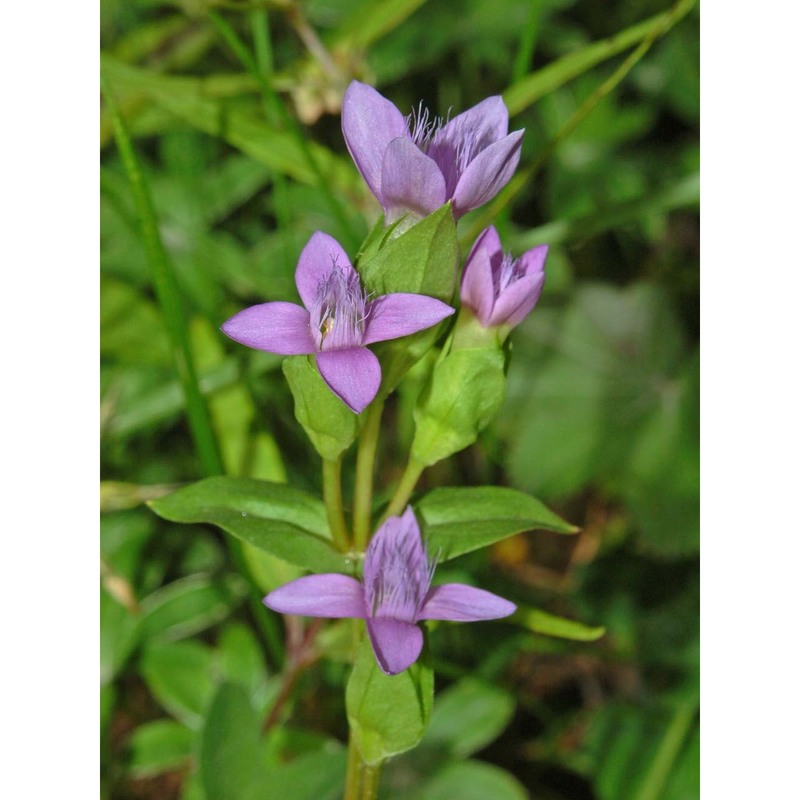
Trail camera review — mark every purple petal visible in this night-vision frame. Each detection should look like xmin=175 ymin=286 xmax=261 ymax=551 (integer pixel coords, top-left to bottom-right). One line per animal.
xmin=380 ymin=137 xmax=447 ymax=223
xmin=366 ymin=618 xmax=424 ymax=675
xmin=518 ymin=244 xmax=549 ymax=278
xmin=487 ymin=271 xmax=545 ymax=328
xmin=460 ymin=244 xmax=496 ymax=326
xmin=316 ymin=347 xmax=381 ymax=414
xmin=451 ymin=130 xmax=524 ymax=219
xmin=468 ymin=225 xmax=503 ymax=261
xmin=264 ymin=574 xmax=367 ymax=618
xmin=221 ymin=302 xmax=315 ymax=355
xmin=296 ymin=231 xmax=353 ymax=309
xmin=362 ymin=294 xmax=454 ymax=345
xmin=417 ymin=584 xmax=517 ymax=622
xmin=342 ymin=81 xmax=409 ymax=204
xmin=437 ymin=96 xmax=509 ymax=149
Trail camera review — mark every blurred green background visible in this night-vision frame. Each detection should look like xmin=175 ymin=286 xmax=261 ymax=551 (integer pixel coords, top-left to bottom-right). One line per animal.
xmin=100 ymin=0 xmax=699 ymax=797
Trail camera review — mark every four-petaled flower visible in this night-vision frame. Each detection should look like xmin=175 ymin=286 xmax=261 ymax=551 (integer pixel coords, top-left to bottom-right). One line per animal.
xmin=461 ymin=225 xmax=547 ymax=329
xmin=342 ymin=81 xmax=524 ymax=223
xmin=221 ymin=232 xmax=454 ymax=414
xmin=264 ymin=507 xmax=516 ymax=675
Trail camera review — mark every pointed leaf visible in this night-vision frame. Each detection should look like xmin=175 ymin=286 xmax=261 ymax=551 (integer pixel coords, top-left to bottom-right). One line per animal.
xmin=515 ymin=606 xmax=605 ymax=642
xmin=150 ymin=477 xmax=349 ymax=574
xmin=417 ymin=486 xmax=576 ymax=562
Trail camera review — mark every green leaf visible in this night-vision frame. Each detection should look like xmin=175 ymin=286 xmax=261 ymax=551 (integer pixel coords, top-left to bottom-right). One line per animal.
xmin=416 ymin=486 xmax=576 ymax=562
xmin=139 ymin=574 xmax=248 ymax=643
xmin=282 ymin=355 xmax=359 ymax=460
xmin=264 ymin=750 xmax=348 ymax=800
xmin=128 ymin=720 xmax=195 ymax=778
xmin=423 ymin=679 xmax=515 ymax=758
xmin=101 ymin=277 xmax=171 ymax=365
xmin=411 ymin=347 xmax=507 ymax=466
xmin=514 ymin=606 xmax=605 ymax=642
xmin=359 ymin=204 xmax=457 ymax=301
xmin=359 ymin=205 xmax=459 ymax=396
xmin=101 ymin=54 xmax=357 ymax=193
xmin=141 ymin=640 xmax=216 ymax=729
xmin=217 ymin=623 xmax=273 ymax=713
xmin=200 ymin=683 xmax=263 ymax=800
xmin=149 ymin=477 xmax=350 ymax=574
xmin=100 ymin=587 xmax=140 ymax=685
xmin=346 ymin=634 xmax=434 ymax=765
xmin=415 ymin=761 xmax=529 ymax=800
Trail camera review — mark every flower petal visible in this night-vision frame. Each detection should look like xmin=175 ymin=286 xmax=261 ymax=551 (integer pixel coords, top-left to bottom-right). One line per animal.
xmin=417 ymin=584 xmax=517 ymax=622
xmin=366 ymin=618 xmax=424 ymax=675
xmin=264 ymin=574 xmax=367 ymax=618
xmin=518 ymin=244 xmax=549 ymax=278
xmin=380 ymin=137 xmax=447 ymax=223
xmin=342 ymin=81 xmax=409 ymax=204
xmin=436 ymin=96 xmax=509 ymax=151
xmin=451 ymin=130 xmax=524 ymax=218
xmin=362 ymin=294 xmax=454 ymax=345
xmin=460 ymin=243 xmax=496 ymax=326
xmin=487 ymin=271 xmax=545 ymax=328
xmin=221 ymin=302 xmax=315 ymax=355
xmin=468 ymin=225 xmax=503 ymax=261
xmin=316 ymin=347 xmax=381 ymax=414
xmin=296 ymin=231 xmax=353 ymax=309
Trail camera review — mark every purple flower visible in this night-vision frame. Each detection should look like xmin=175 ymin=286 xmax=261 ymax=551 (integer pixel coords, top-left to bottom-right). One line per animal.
xmin=461 ymin=225 xmax=547 ymax=329
xmin=265 ymin=507 xmax=516 ymax=675
xmin=342 ymin=81 xmax=524 ymax=223
xmin=221 ymin=232 xmax=454 ymax=414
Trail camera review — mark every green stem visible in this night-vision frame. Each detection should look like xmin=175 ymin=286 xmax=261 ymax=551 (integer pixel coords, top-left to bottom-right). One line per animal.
xmin=322 ymin=457 xmax=350 ymax=551
xmin=344 ymin=733 xmax=362 ymax=800
xmin=352 ymin=401 xmax=385 ymax=551
xmin=344 ymin=734 xmax=383 ymax=800
xmin=360 ymin=761 xmax=383 ymax=800
xmin=101 ymin=68 xmax=224 ymax=477
xmin=378 ymin=456 xmax=425 ymax=525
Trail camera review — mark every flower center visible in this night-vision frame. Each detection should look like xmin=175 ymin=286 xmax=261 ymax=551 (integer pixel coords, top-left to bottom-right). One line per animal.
xmin=497 ymin=251 xmax=524 ymax=295
xmin=364 ymin=524 xmax=437 ymax=623
xmin=406 ymin=102 xmax=444 ymax=150
xmin=310 ymin=262 xmax=369 ymax=351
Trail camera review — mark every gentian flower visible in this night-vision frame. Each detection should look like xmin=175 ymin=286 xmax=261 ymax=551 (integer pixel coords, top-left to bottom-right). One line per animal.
xmin=342 ymin=80 xmax=524 ymax=223
xmin=221 ymin=232 xmax=454 ymax=414
xmin=264 ymin=507 xmax=516 ymax=675
xmin=461 ymin=225 xmax=547 ymax=329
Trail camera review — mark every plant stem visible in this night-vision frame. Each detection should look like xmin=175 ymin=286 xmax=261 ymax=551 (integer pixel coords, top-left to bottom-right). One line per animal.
xmin=101 ymin=68 xmax=224 ymax=477
xmin=344 ymin=733 xmax=383 ymax=800
xmin=378 ymin=456 xmax=426 ymax=525
xmin=323 ymin=457 xmax=350 ymax=551
xmin=344 ymin=733 xmax=362 ymax=800
xmin=360 ymin=762 xmax=383 ymax=799
xmin=352 ymin=400 xmax=385 ymax=551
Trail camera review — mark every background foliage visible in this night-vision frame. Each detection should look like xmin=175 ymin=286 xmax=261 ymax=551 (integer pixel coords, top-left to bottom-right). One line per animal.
xmin=100 ymin=0 xmax=699 ymax=797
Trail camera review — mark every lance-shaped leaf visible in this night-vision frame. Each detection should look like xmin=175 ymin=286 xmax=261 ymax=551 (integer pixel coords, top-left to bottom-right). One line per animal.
xmin=149 ymin=477 xmax=349 ymax=574
xmin=416 ymin=486 xmax=577 ymax=562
